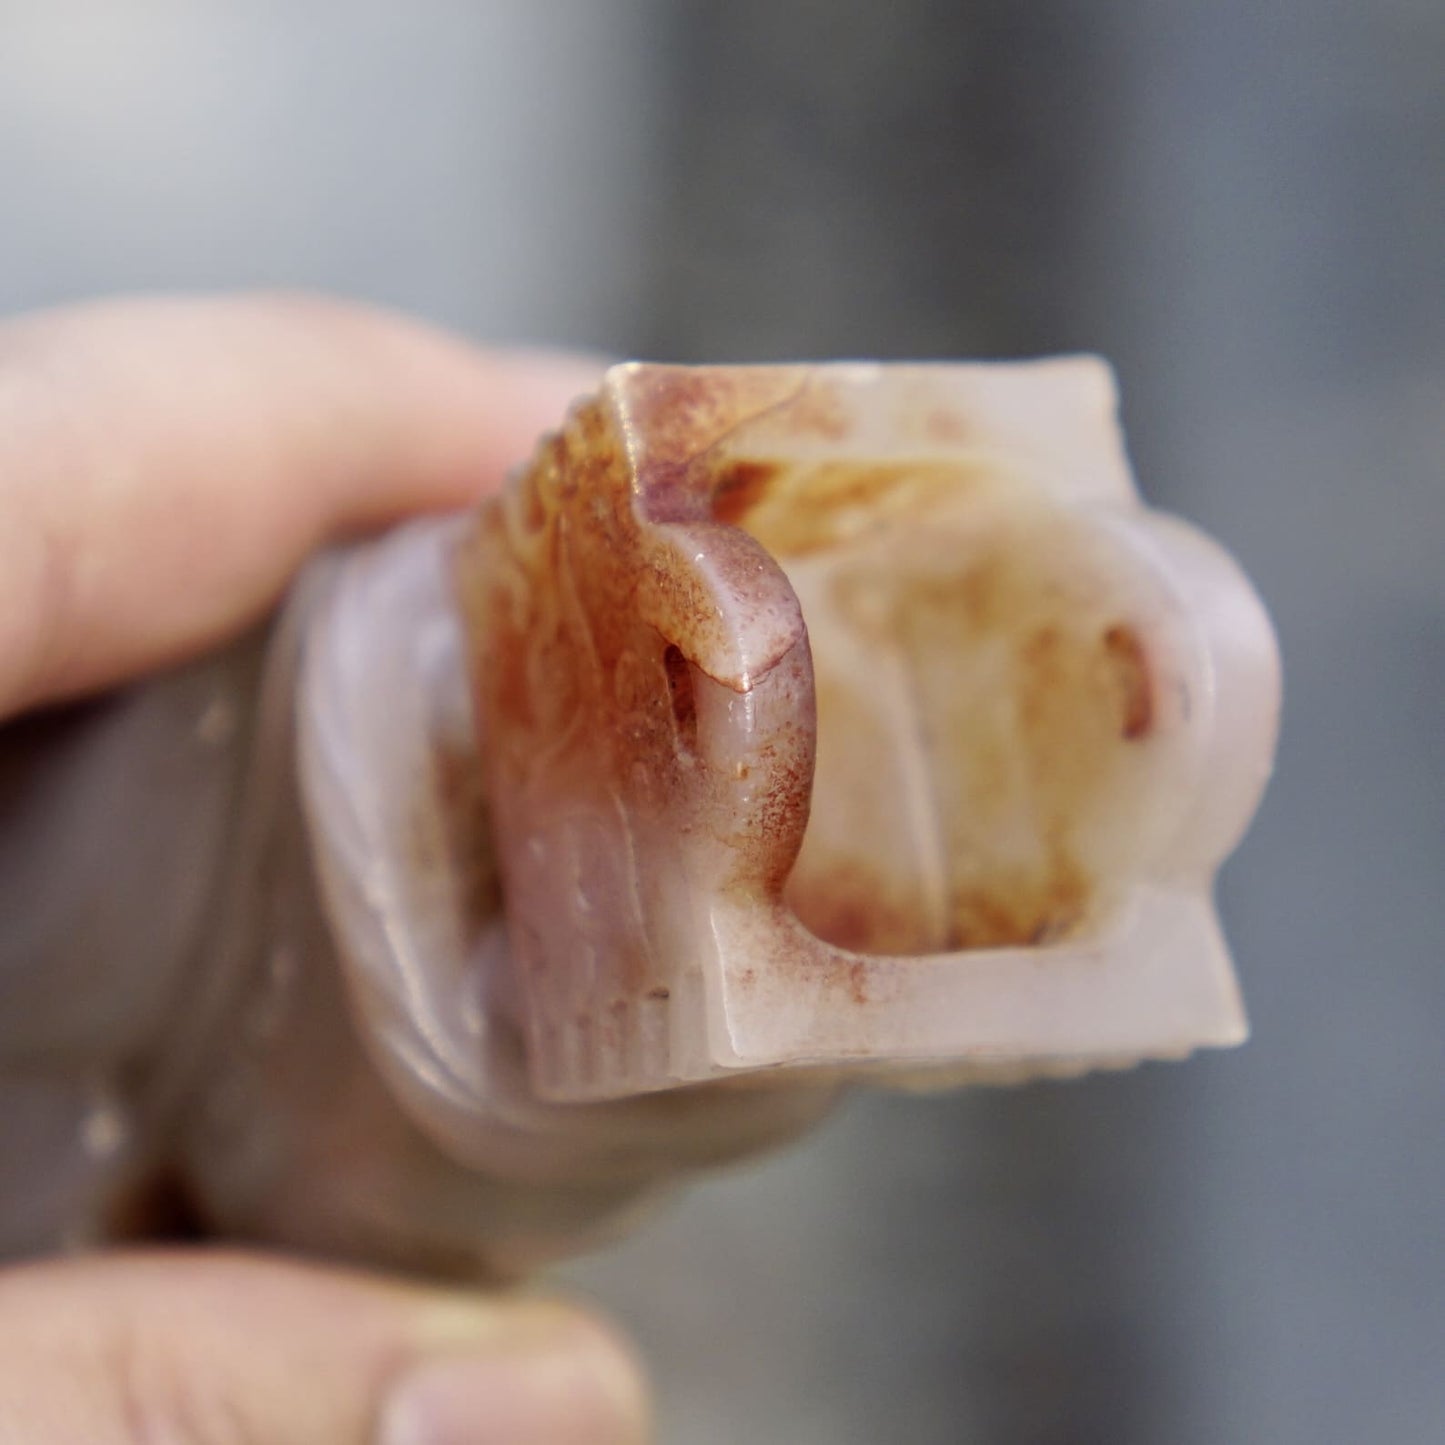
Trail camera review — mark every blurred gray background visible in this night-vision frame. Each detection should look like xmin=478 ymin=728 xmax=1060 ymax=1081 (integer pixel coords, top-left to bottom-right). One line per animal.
xmin=2 ymin=2 xmax=1441 ymax=1441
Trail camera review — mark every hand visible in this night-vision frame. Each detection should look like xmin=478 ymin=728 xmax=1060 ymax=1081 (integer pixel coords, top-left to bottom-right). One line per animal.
xmin=0 ymin=295 xmax=648 ymax=1444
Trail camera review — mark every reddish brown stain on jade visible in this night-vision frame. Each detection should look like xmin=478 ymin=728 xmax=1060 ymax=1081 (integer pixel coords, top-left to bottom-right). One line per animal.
xmin=924 ymin=408 xmax=969 ymax=444
xmin=711 ymin=460 xmax=780 ymax=526
xmin=847 ymin=959 xmax=869 ymax=1005
xmin=1102 ymin=623 xmax=1154 ymax=740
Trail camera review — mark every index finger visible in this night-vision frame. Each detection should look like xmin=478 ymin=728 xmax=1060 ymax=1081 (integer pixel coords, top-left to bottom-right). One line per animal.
xmin=0 ymin=294 xmax=600 ymax=715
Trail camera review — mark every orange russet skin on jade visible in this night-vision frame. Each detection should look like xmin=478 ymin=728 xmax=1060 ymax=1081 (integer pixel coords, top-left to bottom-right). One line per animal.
xmin=451 ymin=361 xmax=1279 ymax=1104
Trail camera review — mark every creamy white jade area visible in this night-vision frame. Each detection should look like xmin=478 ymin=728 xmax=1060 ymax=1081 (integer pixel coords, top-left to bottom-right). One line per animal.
xmin=297 ymin=363 xmax=1278 ymax=1114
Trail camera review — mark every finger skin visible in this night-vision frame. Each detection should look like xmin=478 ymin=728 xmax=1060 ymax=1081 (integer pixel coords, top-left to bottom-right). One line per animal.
xmin=0 ymin=293 xmax=602 ymax=715
xmin=0 ymin=1250 xmax=650 ymax=1445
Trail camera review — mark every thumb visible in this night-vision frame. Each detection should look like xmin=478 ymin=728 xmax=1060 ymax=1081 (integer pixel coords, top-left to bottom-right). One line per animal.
xmin=0 ymin=1250 xmax=649 ymax=1445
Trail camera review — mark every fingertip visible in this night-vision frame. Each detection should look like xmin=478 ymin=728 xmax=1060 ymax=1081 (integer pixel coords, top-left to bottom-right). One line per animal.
xmin=381 ymin=1305 xmax=652 ymax=1445
xmin=0 ymin=292 xmax=612 ymax=713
